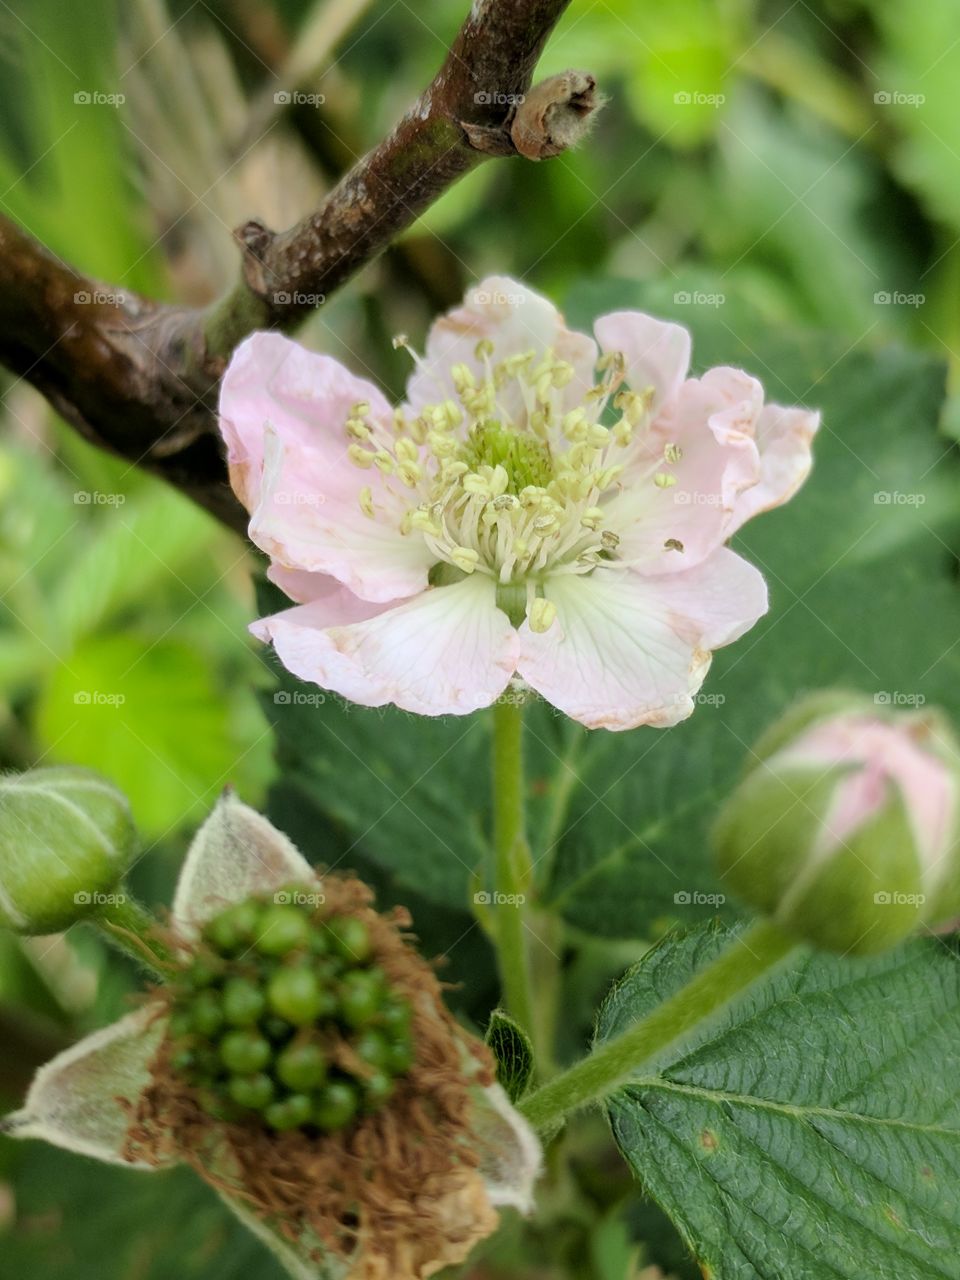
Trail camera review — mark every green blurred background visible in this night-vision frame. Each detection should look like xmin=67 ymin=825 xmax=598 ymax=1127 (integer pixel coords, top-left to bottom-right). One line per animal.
xmin=0 ymin=0 xmax=956 ymax=1276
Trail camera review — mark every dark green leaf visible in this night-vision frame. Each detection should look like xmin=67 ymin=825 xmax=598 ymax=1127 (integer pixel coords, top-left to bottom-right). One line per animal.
xmin=598 ymin=923 xmax=960 ymax=1280
xmin=486 ymin=1009 xmax=535 ymax=1102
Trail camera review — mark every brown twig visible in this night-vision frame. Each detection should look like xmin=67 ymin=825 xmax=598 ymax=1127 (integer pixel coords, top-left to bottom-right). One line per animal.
xmin=0 ymin=0 xmax=599 ymax=531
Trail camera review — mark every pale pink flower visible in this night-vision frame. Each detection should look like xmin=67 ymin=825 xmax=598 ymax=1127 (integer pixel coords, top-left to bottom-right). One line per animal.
xmin=219 ymin=278 xmax=820 ymax=729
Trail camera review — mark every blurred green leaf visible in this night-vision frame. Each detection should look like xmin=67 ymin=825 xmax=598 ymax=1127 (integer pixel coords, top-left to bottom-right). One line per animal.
xmin=35 ymin=633 xmax=270 ymax=836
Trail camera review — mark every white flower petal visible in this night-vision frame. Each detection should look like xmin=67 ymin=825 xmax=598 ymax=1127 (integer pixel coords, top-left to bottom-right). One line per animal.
xmin=1 ymin=1007 xmax=168 ymax=1168
xmin=518 ymin=551 xmax=768 ymax=730
xmin=594 ymin=310 xmax=691 ymax=415
xmin=406 ymin=275 xmax=597 ymax=423
xmin=253 ymin=575 xmax=519 ymax=717
xmin=172 ymin=792 xmax=315 ymax=935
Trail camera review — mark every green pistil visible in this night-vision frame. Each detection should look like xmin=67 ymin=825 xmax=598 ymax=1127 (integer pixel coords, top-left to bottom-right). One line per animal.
xmin=462 ymin=421 xmax=553 ymax=493
xmin=167 ymin=889 xmax=413 ymax=1136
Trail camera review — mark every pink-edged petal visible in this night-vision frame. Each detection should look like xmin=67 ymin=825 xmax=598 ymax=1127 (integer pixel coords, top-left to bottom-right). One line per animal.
xmin=406 ymin=275 xmax=597 ymax=422
xmin=251 ymin=427 xmax=433 ymax=604
xmin=607 ymin=367 xmax=766 ymax=574
xmin=219 ymin=331 xmax=391 ymax=512
xmin=594 ymin=310 xmax=691 ymax=416
xmin=518 ymin=551 xmax=767 ymax=731
xmin=265 ymin=562 xmax=340 ymax=605
xmin=172 ymin=792 xmax=316 ymax=936
xmin=727 ymin=402 xmax=821 ymax=532
xmin=253 ymin=576 xmax=519 ymax=717
xmin=1 ymin=1007 xmax=170 ymax=1168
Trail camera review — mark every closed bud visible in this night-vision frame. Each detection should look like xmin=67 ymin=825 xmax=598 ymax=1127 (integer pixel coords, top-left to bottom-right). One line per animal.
xmin=0 ymin=766 xmax=137 ymax=933
xmin=713 ymin=694 xmax=960 ymax=955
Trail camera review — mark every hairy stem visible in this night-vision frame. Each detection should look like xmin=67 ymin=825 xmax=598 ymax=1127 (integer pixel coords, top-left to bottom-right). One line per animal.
xmin=519 ymin=920 xmax=797 ymax=1132
xmin=491 ymin=697 xmax=536 ymax=1039
xmin=93 ymin=894 xmax=172 ymax=978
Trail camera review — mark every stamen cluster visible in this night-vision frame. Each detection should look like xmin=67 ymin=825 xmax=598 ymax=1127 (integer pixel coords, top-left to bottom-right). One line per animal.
xmin=167 ymin=888 xmax=413 ymax=1134
xmin=346 ymin=340 xmax=660 ymax=630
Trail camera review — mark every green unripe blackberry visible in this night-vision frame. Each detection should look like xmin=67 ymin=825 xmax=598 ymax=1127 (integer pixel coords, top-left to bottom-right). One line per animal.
xmin=362 ymin=1071 xmax=395 ymax=1108
xmin=191 ymin=991 xmax=225 ymax=1038
xmin=223 ymin=976 xmax=266 ymax=1027
xmin=276 ymin=1041 xmax=328 ymax=1091
xmin=354 ymin=1028 xmax=390 ymax=1069
xmin=168 ymin=888 xmax=415 ymax=1135
xmin=256 ymin=904 xmax=311 ymax=956
xmin=265 ymin=1094 xmax=312 ymax=1132
xmin=339 ymin=970 xmax=383 ymax=1028
xmin=313 ymin=1081 xmax=359 ymax=1131
xmin=228 ymin=1073 xmax=275 ymax=1110
xmin=268 ymin=966 xmax=324 ymax=1025
xmin=327 ymin=916 xmax=372 ymax=963
xmin=204 ymin=900 xmax=262 ymax=953
xmin=220 ymin=1029 xmax=271 ymax=1075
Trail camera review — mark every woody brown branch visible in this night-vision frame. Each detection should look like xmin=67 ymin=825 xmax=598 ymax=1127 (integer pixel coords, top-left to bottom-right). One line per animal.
xmin=0 ymin=0 xmax=596 ymax=532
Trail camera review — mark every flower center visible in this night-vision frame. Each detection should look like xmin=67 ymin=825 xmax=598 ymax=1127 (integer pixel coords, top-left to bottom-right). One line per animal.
xmin=344 ymin=341 xmax=656 ymax=631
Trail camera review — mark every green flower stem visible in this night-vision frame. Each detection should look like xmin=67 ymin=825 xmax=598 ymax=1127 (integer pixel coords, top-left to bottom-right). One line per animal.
xmin=491 ymin=696 xmax=536 ymax=1039
xmin=93 ymin=893 xmax=172 ymax=978
xmin=519 ymin=919 xmax=797 ymax=1132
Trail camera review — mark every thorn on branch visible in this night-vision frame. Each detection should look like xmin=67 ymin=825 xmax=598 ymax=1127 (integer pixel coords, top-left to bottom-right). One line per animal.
xmin=235 ymin=218 xmax=279 ymax=298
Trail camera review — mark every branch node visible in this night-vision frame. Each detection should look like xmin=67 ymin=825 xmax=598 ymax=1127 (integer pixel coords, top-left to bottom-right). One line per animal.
xmin=234 ymin=218 xmax=279 ymax=298
xmin=510 ymin=70 xmax=603 ymax=161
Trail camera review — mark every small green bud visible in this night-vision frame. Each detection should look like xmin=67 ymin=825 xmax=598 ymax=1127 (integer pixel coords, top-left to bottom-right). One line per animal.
xmin=714 ymin=694 xmax=960 ymax=954
xmin=191 ymin=991 xmax=225 ymax=1038
xmin=0 ymin=766 xmax=137 ymax=933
